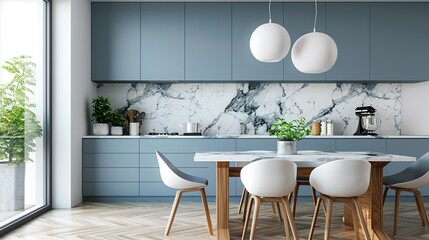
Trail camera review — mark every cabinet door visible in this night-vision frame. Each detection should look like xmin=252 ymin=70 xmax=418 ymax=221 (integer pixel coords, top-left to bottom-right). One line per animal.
xmin=326 ymin=3 xmax=369 ymax=81
xmin=370 ymin=3 xmax=429 ymax=81
xmin=185 ymin=3 xmax=231 ymax=81
xmin=284 ymin=3 xmax=326 ymax=81
xmin=335 ymin=139 xmax=386 ymax=152
xmin=91 ymin=3 xmax=140 ymax=81
xmin=298 ymin=139 xmax=335 ymax=152
xmin=232 ymin=3 xmax=284 ymax=81
xmin=141 ymin=3 xmax=184 ymax=81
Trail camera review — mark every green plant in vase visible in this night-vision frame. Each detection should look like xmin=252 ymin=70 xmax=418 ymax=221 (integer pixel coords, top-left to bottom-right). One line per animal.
xmin=109 ymin=110 xmax=126 ymax=136
xmin=91 ymin=96 xmax=112 ymax=135
xmin=268 ymin=117 xmax=311 ymax=154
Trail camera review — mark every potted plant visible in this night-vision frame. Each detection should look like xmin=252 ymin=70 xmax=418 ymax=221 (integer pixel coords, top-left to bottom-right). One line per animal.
xmin=91 ymin=96 xmax=112 ymax=135
xmin=268 ymin=117 xmax=310 ymax=155
xmin=0 ymin=55 xmax=42 ymax=211
xmin=109 ymin=110 xmax=126 ymax=136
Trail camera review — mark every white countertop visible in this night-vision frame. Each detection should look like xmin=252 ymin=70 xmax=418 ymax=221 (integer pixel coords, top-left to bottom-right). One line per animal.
xmin=194 ymin=150 xmax=416 ymax=167
xmin=82 ymin=135 xmax=429 ymax=139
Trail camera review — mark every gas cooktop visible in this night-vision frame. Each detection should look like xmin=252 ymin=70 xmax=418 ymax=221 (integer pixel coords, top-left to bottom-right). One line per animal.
xmin=148 ymin=132 xmax=179 ymax=136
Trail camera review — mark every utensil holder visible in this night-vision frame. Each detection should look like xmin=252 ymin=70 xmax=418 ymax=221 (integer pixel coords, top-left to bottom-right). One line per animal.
xmin=129 ymin=122 xmax=140 ymax=136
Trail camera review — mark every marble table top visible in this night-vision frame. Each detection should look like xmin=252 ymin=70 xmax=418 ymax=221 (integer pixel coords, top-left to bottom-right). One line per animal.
xmin=194 ymin=151 xmax=416 ymax=168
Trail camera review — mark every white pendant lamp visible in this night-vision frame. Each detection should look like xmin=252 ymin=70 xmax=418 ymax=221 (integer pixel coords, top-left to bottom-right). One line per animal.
xmin=250 ymin=0 xmax=291 ymax=63
xmin=291 ymin=0 xmax=338 ymax=73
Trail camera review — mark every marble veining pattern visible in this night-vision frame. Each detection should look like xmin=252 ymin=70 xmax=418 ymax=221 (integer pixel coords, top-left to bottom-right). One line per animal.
xmin=97 ymin=83 xmax=401 ymax=136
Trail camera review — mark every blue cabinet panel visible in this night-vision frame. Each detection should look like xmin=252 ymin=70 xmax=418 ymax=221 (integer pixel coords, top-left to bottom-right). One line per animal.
xmin=298 ymin=139 xmax=335 ymax=152
xmin=232 ymin=3 xmax=284 ymax=81
xmin=284 ymin=3 xmax=326 ymax=81
xmin=83 ymin=168 xmax=139 ymax=182
xmin=140 ymin=153 xmax=214 ymax=168
xmin=82 ymin=139 xmax=139 ymax=154
xmin=326 ymin=3 xmax=369 ymax=81
xmin=335 ymin=139 xmax=386 ymax=153
xmin=236 ymin=139 xmax=277 ymax=151
xmin=83 ymin=183 xmax=139 ymax=196
xmin=141 ymin=3 xmax=184 ymax=81
xmin=140 ymin=139 xmax=236 ymax=153
xmin=91 ymin=3 xmax=140 ymax=81
xmin=370 ymin=3 xmax=429 ymax=81
xmin=185 ymin=3 xmax=231 ymax=81
xmin=83 ymin=154 xmax=139 ymax=168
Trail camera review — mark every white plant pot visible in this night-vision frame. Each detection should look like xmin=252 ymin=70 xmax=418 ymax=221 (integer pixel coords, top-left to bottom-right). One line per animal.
xmin=277 ymin=141 xmax=297 ymax=155
xmin=0 ymin=164 xmax=25 ymax=211
xmin=93 ymin=123 xmax=109 ymax=136
xmin=111 ymin=126 xmax=123 ymax=136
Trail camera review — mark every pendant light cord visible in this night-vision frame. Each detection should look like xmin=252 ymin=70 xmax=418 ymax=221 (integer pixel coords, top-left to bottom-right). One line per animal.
xmin=268 ymin=0 xmax=272 ymax=23
xmin=313 ymin=0 xmax=317 ymax=32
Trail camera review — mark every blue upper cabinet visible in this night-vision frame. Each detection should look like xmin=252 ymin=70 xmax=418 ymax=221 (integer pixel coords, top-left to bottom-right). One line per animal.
xmin=370 ymin=3 xmax=429 ymax=82
xmin=326 ymin=3 xmax=370 ymax=81
xmin=185 ymin=3 xmax=232 ymax=81
xmin=232 ymin=3 xmax=284 ymax=81
xmin=284 ymin=3 xmax=326 ymax=82
xmin=141 ymin=3 xmax=185 ymax=81
xmin=91 ymin=3 xmax=141 ymax=82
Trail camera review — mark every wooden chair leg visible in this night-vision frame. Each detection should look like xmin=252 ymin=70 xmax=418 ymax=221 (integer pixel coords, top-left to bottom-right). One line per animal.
xmin=350 ymin=199 xmax=360 ymax=240
xmin=412 ymin=189 xmax=429 ymax=226
xmin=242 ymin=196 xmax=254 ymax=240
xmin=383 ymin=186 xmax=389 ymax=207
xmin=282 ymin=196 xmax=299 ymax=240
xmin=394 ymin=189 xmax=401 ymax=237
xmin=280 ymin=199 xmax=290 ymax=240
xmin=199 ymin=188 xmax=213 ymax=236
xmin=242 ymin=189 xmax=250 ymax=222
xmin=324 ymin=196 xmax=333 ymax=240
xmin=311 ymin=187 xmax=317 ymax=205
xmin=352 ymin=197 xmax=370 ymax=240
xmin=238 ymin=188 xmax=247 ymax=214
xmin=292 ymin=183 xmax=299 ymax=218
xmin=249 ymin=196 xmax=261 ymax=240
xmin=308 ymin=196 xmax=322 ymax=240
xmin=165 ymin=190 xmax=183 ymax=236
xmin=276 ymin=202 xmax=283 ymax=222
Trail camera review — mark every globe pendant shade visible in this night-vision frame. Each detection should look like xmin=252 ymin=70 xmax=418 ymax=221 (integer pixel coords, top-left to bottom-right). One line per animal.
xmin=250 ymin=22 xmax=291 ymax=63
xmin=291 ymin=32 xmax=338 ymax=73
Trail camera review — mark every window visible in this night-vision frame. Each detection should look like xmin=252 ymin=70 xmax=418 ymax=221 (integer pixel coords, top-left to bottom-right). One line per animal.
xmin=0 ymin=0 xmax=50 ymax=234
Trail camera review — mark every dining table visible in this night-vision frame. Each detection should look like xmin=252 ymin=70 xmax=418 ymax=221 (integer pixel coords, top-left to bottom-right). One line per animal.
xmin=194 ymin=150 xmax=416 ymax=240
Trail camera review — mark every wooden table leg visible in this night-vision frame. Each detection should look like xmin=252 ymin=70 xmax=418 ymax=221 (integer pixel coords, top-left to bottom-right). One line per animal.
xmin=344 ymin=162 xmax=390 ymax=240
xmin=216 ymin=162 xmax=230 ymax=240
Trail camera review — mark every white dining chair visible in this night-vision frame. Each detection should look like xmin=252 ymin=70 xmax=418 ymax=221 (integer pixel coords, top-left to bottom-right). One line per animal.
xmin=241 ymin=159 xmax=299 ymax=240
xmin=382 ymin=151 xmax=429 ymax=237
xmin=156 ymin=151 xmax=213 ymax=236
xmin=308 ymin=159 xmax=371 ymax=240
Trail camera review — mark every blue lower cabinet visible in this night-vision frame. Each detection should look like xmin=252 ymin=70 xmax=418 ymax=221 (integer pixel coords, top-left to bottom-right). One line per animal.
xmin=298 ymin=139 xmax=336 ymax=152
xmin=83 ymin=154 xmax=139 ymax=168
xmin=83 ymin=168 xmax=139 ymax=182
xmin=140 ymin=138 xmax=236 ymax=153
xmin=236 ymin=138 xmax=277 ymax=151
xmin=83 ymin=139 xmax=139 ymax=154
xmin=83 ymin=183 xmax=139 ymax=196
xmin=335 ymin=139 xmax=386 ymax=153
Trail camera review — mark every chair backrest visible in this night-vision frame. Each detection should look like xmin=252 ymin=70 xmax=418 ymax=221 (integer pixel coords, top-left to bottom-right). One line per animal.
xmin=241 ymin=159 xmax=297 ymax=198
xmin=156 ymin=151 xmax=207 ymax=190
xmin=310 ymin=159 xmax=371 ymax=197
xmin=390 ymin=152 xmax=429 ymax=189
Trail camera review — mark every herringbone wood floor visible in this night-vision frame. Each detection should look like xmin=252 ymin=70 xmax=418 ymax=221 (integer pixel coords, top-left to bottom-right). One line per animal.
xmin=3 ymin=198 xmax=429 ymax=239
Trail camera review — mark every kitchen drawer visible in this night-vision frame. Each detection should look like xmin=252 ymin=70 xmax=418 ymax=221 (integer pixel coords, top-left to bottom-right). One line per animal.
xmin=335 ymin=139 xmax=386 ymax=153
xmin=298 ymin=139 xmax=336 ymax=152
xmin=236 ymin=139 xmax=277 ymax=151
xmin=140 ymin=139 xmax=235 ymax=153
xmin=139 ymin=167 xmax=215 ymax=182
xmin=83 ymin=154 xmax=139 ymax=168
xmin=83 ymin=139 xmax=139 ymax=153
xmin=140 ymin=153 xmax=214 ymax=168
xmin=83 ymin=168 xmax=139 ymax=182
xmin=139 ymin=182 xmax=216 ymax=196
xmin=83 ymin=183 xmax=139 ymax=196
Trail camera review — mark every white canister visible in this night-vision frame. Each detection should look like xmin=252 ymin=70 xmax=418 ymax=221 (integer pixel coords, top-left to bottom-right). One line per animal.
xmin=327 ymin=119 xmax=334 ymax=136
xmin=320 ymin=119 xmax=327 ymax=136
xmin=129 ymin=122 xmax=140 ymax=136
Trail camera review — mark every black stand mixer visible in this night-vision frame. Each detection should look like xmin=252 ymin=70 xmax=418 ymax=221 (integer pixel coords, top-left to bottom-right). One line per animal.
xmin=354 ymin=106 xmax=378 ymax=135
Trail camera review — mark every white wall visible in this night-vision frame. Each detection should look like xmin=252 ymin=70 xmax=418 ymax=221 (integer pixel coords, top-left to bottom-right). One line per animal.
xmin=401 ymin=81 xmax=429 ymax=135
xmin=52 ymin=0 xmax=95 ymax=208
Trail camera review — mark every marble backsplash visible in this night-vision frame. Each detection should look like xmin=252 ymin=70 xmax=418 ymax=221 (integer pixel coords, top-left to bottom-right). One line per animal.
xmin=97 ymin=83 xmax=401 ymax=136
